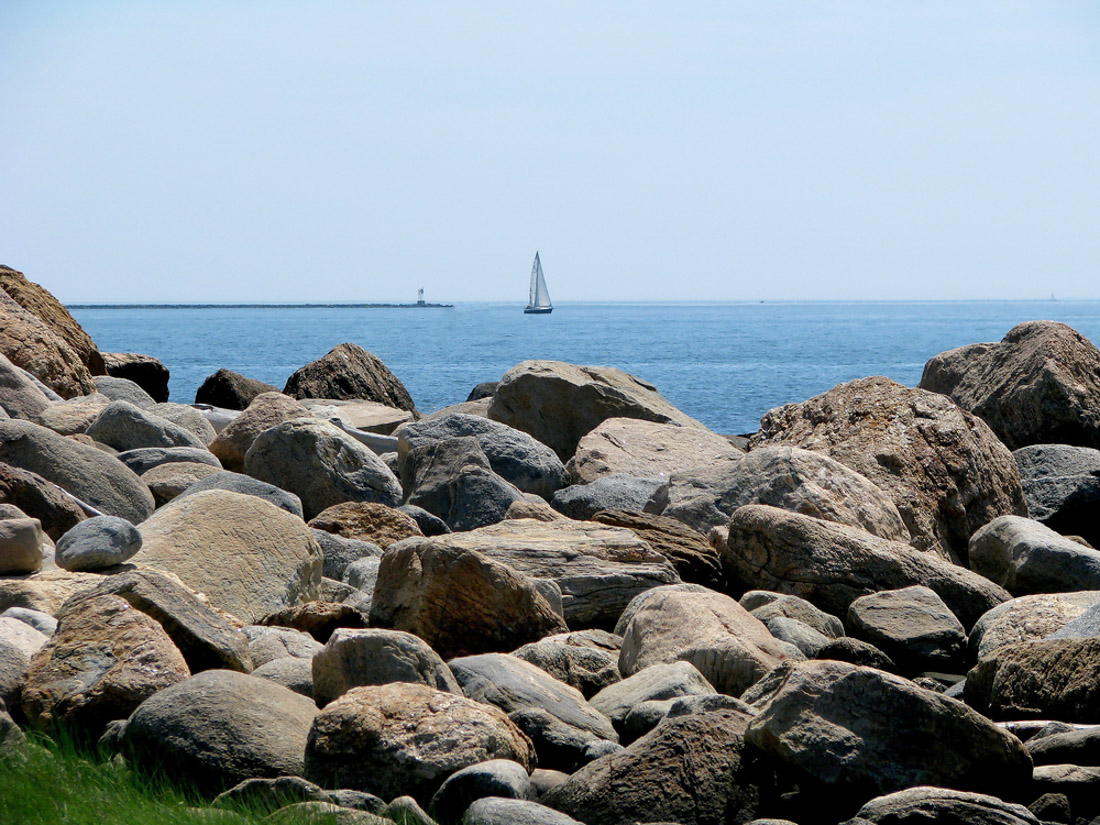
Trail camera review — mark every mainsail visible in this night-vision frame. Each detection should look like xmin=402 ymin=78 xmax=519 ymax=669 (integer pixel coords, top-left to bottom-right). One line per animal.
xmin=527 ymin=252 xmax=552 ymax=311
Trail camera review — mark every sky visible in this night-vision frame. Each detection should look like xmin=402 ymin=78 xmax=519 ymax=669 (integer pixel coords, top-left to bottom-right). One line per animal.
xmin=1 ymin=2 xmax=1098 ymax=304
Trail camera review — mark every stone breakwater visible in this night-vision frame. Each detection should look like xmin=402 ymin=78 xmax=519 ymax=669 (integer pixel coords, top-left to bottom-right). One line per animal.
xmin=3 ymin=267 xmax=1100 ymax=824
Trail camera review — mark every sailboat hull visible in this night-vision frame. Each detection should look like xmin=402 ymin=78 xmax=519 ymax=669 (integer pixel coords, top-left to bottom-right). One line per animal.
xmin=524 ymin=307 xmax=553 ymax=314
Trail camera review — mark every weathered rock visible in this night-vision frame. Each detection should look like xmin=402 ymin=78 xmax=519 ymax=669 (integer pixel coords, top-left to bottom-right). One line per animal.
xmin=966 ymin=637 xmax=1100 ymax=722
xmin=304 ymin=682 xmax=535 ymax=803
xmin=35 ymin=393 xmax=111 ymax=435
xmin=513 ymin=630 xmax=622 ymax=699
xmin=0 ymin=568 xmax=102 ymax=616
xmin=744 ymin=660 xmax=1033 ymax=817
xmin=0 ymin=285 xmax=95 ymax=398
xmin=86 ymin=400 xmax=206 ymax=452
xmin=1048 ymin=599 xmax=1100 ymax=640
xmin=21 ymin=594 xmax=190 ymax=737
xmin=0 ymin=352 xmax=54 ymax=420
xmin=115 ymin=446 xmax=221 ymax=476
xmin=1 ymin=606 xmax=56 ymax=636
xmin=1027 ymin=725 xmax=1100 ymax=766
xmin=767 ymin=616 xmax=830 ymax=657
xmin=303 ymin=398 xmax=414 ymax=435
xmin=741 ymin=591 xmax=846 ymax=639
xmin=143 ymin=461 xmax=222 ymax=505
xmin=399 ymin=503 xmax=451 ymax=536
xmin=1030 ymin=764 xmax=1100 ymax=820
xmin=342 ymin=556 xmax=381 ymax=599
xmin=123 ymin=669 xmax=319 ymax=794
xmin=151 ymin=402 xmax=217 ymax=445
xmin=0 ymin=706 xmax=26 ymax=756
xmin=55 ymin=515 xmax=141 ymax=571
xmin=0 ymin=516 xmax=43 ymax=574
xmin=213 ymin=776 xmax=345 ymax=812
xmin=312 ymin=530 xmax=382 ymax=580
xmin=506 ymin=497 xmax=564 ymax=522
xmin=1014 ymin=443 xmax=1100 ymax=548
xmin=245 ymin=418 xmax=403 ymax=519
xmin=251 ymin=657 xmax=314 ymax=697
xmin=102 ymin=352 xmax=170 ymax=402
xmin=196 ymin=369 xmax=280 ymax=411
xmin=285 ymin=343 xmax=417 ymax=412
xmin=369 ymin=540 xmax=566 ymax=660
xmin=244 ymin=625 xmax=324 ymax=668
xmin=427 ymin=398 xmax=492 ymax=422
xmin=260 ymin=600 xmax=366 ymax=643
xmin=919 ymin=320 xmax=1100 ymax=450
xmin=94 ymin=375 xmax=156 ymax=409
xmin=312 ymin=628 xmax=459 ymax=706
xmin=542 ymin=707 xmax=765 ymax=825
xmin=844 ymin=787 xmax=1041 ymax=825
xmin=0 ymin=462 xmax=87 ymax=541
xmin=551 ymin=475 xmax=665 ymax=521
xmin=970 ymin=515 xmax=1100 ymax=596
xmin=208 ymin=392 xmax=313 ymax=472
xmin=308 ymin=501 xmax=422 ymax=548
xmin=1026 ymin=792 xmax=1072 ymax=824
xmin=618 ymin=585 xmax=797 ymax=696
xmin=847 ymin=586 xmax=966 ymax=675
xmin=969 ymin=592 xmax=1100 ymax=661
xmin=566 ymin=416 xmax=743 ymax=485
xmin=264 ymin=801 xmax=389 ymax=825
xmin=463 ymin=798 xmax=581 ymax=825
xmin=589 ymin=660 xmax=715 ymax=731
xmin=431 ymin=760 xmax=534 ymax=825
xmin=173 ymin=470 xmax=303 ymax=518
xmin=751 ymin=376 xmax=1027 ymax=562
xmin=382 ymin=519 xmax=680 ymax=630
xmin=724 ymin=505 xmax=1010 ymax=631
xmin=138 ymin=490 xmax=323 ymax=622
xmin=0 ymin=419 xmax=154 ymax=523
xmin=589 ymin=508 xmax=723 ymax=589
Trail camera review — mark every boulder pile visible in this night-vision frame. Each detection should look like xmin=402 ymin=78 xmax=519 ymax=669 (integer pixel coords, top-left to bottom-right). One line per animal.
xmin=5 ymin=273 xmax=1100 ymax=824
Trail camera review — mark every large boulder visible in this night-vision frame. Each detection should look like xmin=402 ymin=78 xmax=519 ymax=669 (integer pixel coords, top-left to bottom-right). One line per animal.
xmin=302 ymin=398 xmax=414 ymax=435
xmin=244 ymin=418 xmax=402 ymax=520
xmin=565 ymin=416 xmax=743 ymax=484
xmin=207 ymin=391 xmax=313 ymax=472
xmin=94 ymin=375 xmax=156 ymax=409
xmin=918 ymin=320 xmax=1100 ymax=450
xmin=1014 ymin=443 xmax=1100 ymax=547
xmin=846 ymin=586 xmax=966 ymax=675
xmin=115 ymin=445 xmax=221 ymax=476
xmin=308 ymin=501 xmax=422 ymax=548
xmin=382 ymin=519 xmax=680 ymax=630
xmin=551 ymin=475 xmax=666 ymax=521
xmin=86 ymin=400 xmax=206 ymax=452
xmin=0 ymin=283 xmax=95 ymax=398
xmin=0 ymin=462 xmax=86 ymax=541
xmin=284 ymin=343 xmax=417 ymax=412
xmin=653 ymin=445 xmax=910 ymax=541
xmin=744 ymin=660 xmax=1033 ymax=818
xmin=588 ymin=660 xmax=716 ymax=732
xmin=172 ymin=470 xmax=303 ymax=518
xmin=590 ymin=508 xmax=724 ymax=590
xmin=618 ymin=585 xmax=797 ymax=696
xmin=21 ymin=593 xmax=190 ymax=737
xmin=397 ymin=413 xmax=568 ymax=500
xmin=0 ymin=567 xmax=103 ymax=616
xmin=137 ymin=489 xmax=323 ymax=623
xmin=843 ymin=787 xmax=1041 ymax=825
xmin=195 ymin=368 xmax=279 ymax=410
xmin=142 ymin=461 xmax=222 ymax=505
xmin=513 ymin=630 xmax=622 ymax=699
xmin=751 ymin=376 xmax=1027 ymax=563
xmin=151 ymin=402 xmax=217 ymax=445
xmin=431 ymin=760 xmax=535 ymax=825
xmin=969 ymin=515 xmax=1100 ymax=595
xmin=122 ymin=669 xmax=319 ymax=794
xmin=724 ymin=505 xmax=1010 ymax=631
xmin=369 ymin=539 xmax=566 ymax=660
xmin=304 ymin=682 xmax=535 ymax=803
xmin=488 ymin=360 xmax=708 ymax=462
xmin=34 ymin=392 xmax=111 ymax=436
xmin=0 ymin=418 xmax=154 ymax=523
xmin=54 ymin=515 xmax=142 ymax=572
xmin=0 ymin=352 xmax=54 ymax=420
xmin=101 ymin=352 xmax=170 ymax=403
xmin=741 ymin=591 xmax=845 ymax=640
xmin=968 ymin=592 xmax=1100 ymax=662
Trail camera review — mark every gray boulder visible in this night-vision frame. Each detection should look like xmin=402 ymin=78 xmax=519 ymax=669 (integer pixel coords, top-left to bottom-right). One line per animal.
xmin=767 ymin=616 xmax=830 ymax=657
xmin=35 ymin=393 xmax=111 ymax=436
xmin=846 ymin=585 xmax=966 ymax=674
xmin=86 ymin=400 xmax=206 ymax=451
xmin=93 ymin=375 xmax=156 ymax=409
xmin=969 ymin=515 xmax=1100 ymax=595
xmin=1 ymin=606 xmax=57 ymax=636
xmin=463 ymin=798 xmax=580 ymax=825
xmin=173 ymin=470 xmax=304 ymax=518
xmin=313 ymin=529 xmax=382 ymax=580
xmin=843 ymin=787 xmax=1041 ymax=825
xmin=589 ymin=661 xmax=715 ymax=732
xmin=116 ymin=446 xmax=221 ymax=476
xmin=551 ymin=475 xmax=666 ymax=521
xmin=1015 ymin=443 xmax=1100 ymax=547
xmin=54 ymin=515 xmax=142 ymax=572
xmin=251 ymin=657 xmax=314 ymax=698
xmin=244 ymin=625 xmax=324 ymax=668
xmin=398 ymin=503 xmax=450 ymax=536
xmin=195 ymin=368 xmax=280 ymax=411
xmin=1027 ymin=725 xmax=1100 ymax=766
xmin=742 ymin=591 xmax=846 ymax=640
xmin=512 ymin=630 xmax=622 ymax=699
xmin=431 ymin=761 xmax=534 ymax=825
xmin=284 ymin=343 xmax=417 ymax=412
xmin=969 ymin=592 xmax=1100 ymax=661
xmin=0 ymin=351 xmax=53 ymax=420
xmin=101 ymin=353 xmax=169 ymax=403
xmin=151 ymin=402 xmax=217 ymax=445
xmin=208 ymin=391 xmax=312 ymax=472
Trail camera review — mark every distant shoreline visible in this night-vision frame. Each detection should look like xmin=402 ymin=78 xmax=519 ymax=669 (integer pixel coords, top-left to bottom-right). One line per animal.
xmin=68 ymin=302 xmax=455 ymax=309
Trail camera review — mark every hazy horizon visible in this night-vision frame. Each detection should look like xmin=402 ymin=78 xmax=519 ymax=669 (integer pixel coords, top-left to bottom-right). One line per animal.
xmin=3 ymin=2 xmax=1098 ymax=304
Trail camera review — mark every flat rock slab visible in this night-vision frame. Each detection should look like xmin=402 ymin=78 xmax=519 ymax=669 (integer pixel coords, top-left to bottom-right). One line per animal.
xmin=303 ymin=398 xmax=413 ymax=435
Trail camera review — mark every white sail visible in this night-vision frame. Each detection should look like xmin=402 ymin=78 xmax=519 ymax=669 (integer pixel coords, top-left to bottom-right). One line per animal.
xmin=528 ymin=252 xmax=552 ymax=310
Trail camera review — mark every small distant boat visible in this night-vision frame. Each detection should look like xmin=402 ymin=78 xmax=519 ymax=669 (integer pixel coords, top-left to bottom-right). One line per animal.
xmin=524 ymin=252 xmax=553 ymax=314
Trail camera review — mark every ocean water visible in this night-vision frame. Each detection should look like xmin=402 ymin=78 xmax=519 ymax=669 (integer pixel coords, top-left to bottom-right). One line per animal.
xmin=70 ymin=300 xmax=1100 ymax=436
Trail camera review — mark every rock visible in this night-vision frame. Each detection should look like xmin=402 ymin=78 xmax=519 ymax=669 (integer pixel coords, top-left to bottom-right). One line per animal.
xmin=263 ymin=802 xmax=389 ymax=825
xmin=369 ymin=539 xmax=566 ymax=660
xmin=589 ymin=661 xmax=716 ymax=732
xmin=402 ymin=437 xmax=524 ymax=531
xmin=0 ymin=418 xmax=155 ymax=523
xmin=260 ymin=601 xmax=366 ymax=643
xmin=213 ymin=776 xmax=334 ymax=811
xmin=512 ymin=630 xmax=622 ymax=699
xmin=54 ymin=515 xmax=141 ymax=572
xmin=94 ymin=375 xmax=157 ymax=409
xmin=115 ymin=446 xmax=222 ymax=476
xmin=551 ymin=475 xmax=666 ymax=521
xmin=308 ymin=501 xmax=422 ymax=547
xmin=751 ymin=376 xmax=1027 ymax=563
xmin=467 ymin=382 xmax=498 ymax=402
xmin=21 ymin=593 xmax=190 ymax=737
xmin=0 ymin=707 xmax=26 ymax=756
xmin=151 ymin=402 xmax=218 ymax=445
xmin=1049 ymin=599 xmax=1100 ymax=640
xmin=1014 ymin=444 xmax=1100 ymax=547
xmin=724 ymin=505 xmax=1010 ymax=631
xmin=966 ymin=637 xmax=1100 ymax=722
xmin=196 ymin=369 xmax=280 ymax=410
xmin=313 ymin=530 xmax=382 ymax=580
xmin=1027 ymin=792 xmax=1072 ymax=824
xmin=542 ymin=707 xmax=765 ymax=825
xmin=744 ymin=660 xmax=1033 ymax=817
xmin=382 ymin=519 xmax=679 ymax=630
xmin=844 ymin=787 xmax=1041 ymax=825
xmin=462 ymin=798 xmax=580 ymax=825
xmin=0 ymin=567 xmax=103 ymax=616
xmin=767 ymin=616 xmax=831 ymax=657
xmin=137 ymin=489 xmax=323 ymax=623
xmin=34 ymin=393 xmax=111 ymax=435
xmin=0 ymin=285 xmax=95 ymax=398
xmin=342 ymin=556 xmax=381 ymax=597
xmin=0 ymin=628 xmax=34 ymax=712
xmin=742 ymin=592 xmax=846 ymax=640
xmin=506 ymin=498 xmax=564 ymax=522
xmin=252 ymin=657 xmax=314 ymax=698
xmin=919 ymin=320 xmax=1100 ymax=450
xmin=618 ymin=585 xmax=797 ymax=696
xmin=397 ymin=413 xmax=568 ymax=500
xmin=304 ymin=682 xmax=534 ymax=803
xmin=123 ymin=669 xmax=319 ymax=794
xmin=969 ymin=592 xmax=1100 ymax=661
xmin=0 ymin=517 xmax=43 ymax=574
xmin=590 ymin=508 xmax=723 ymax=591
xmin=846 ymin=585 xmax=966 ymax=675
xmin=1031 ymin=765 xmax=1100 ymax=820
xmin=0 ymin=265 xmax=105 ymax=376
xmin=312 ymin=628 xmax=459 ymax=706
xmin=101 ymin=353 xmax=170 ymax=402
xmin=208 ymin=392 xmax=313 ymax=472
xmin=399 ymin=503 xmax=451 ymax=536
xmin=245 ymin=625 xmax=324 ymax=667
xmin=0 ymin=352 xmax=54 ymax=420
xmin=814 ymin=637 xmax=898 ymax=672
xmin=69 ymin=569 xmax=252 ymax=673
xmin=1027 ymin=726 xmax=1100 ymax=766
xmin=0 ymin=462 xmax=87 ymax=541
xmin=86 ymin=400 xmax=206 ymax=452
xmin=173 ymin=470 xmax=304 ymax=518
xmin=285 ymin=343 xmax=417 ymax=412
xmin=427 ymin=398 xmax=492 ymax=421
xmin=244 ymin=418 xmax=403 ymax=520
xmin=488 ymin=360 xmax=708 ymax=462
xmin=430 ymin=760 xmax=534 ymax=825
xmin=566 ymin=416 xmax=743 ymax=485
xmin=1 ymin=606 xmax=57 ymax=636
xmin=303 ymin=398 xmax=414 ymax=435
xmin=970 ymin=515 xmax=1100 ymax=596
xmin=143 ymin=461 xmax=222 ymax=505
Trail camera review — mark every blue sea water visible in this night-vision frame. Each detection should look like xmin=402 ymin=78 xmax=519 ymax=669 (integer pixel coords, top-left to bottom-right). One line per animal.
xmin=70 ymin=301 xmax=1100 ymax=436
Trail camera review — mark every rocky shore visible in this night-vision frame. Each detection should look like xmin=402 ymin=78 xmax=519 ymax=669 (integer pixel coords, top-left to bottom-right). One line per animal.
xmin=3 ymin=264 xmax=1100 ymax=824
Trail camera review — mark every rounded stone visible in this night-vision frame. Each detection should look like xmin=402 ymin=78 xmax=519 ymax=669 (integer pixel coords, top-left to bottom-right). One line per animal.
xmin=55 ymin=515 xmax=142 ymax=572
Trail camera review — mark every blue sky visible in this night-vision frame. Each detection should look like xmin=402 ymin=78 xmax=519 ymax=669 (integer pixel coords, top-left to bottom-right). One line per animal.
xmin=2 ymin=2 xmax=1098 ymax=303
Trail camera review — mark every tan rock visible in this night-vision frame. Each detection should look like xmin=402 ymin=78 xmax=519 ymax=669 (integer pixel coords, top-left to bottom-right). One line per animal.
xmin=308 ymin=501 xmax=422 ymax=548
xmin=0 ymin=287 xmax=95 ymax=398
xmin=208 ymin=392 xmax=313 ymax=472
xmin=35 ymin=393 xmax=111 ymax=436
xmin=301 ymin=399 xmax=413 ymax=434
xmin=0 ymin=567 xmax=103 ymax=616
xmin=505 ymin=497 xmax=565 ymax=522
xmin=284 ymin=343 xmax=417 ymax=413
xmin=590 ymin=508 xmax=723 ymax=590
xmin=141 ymin=460 xmax=222 ymax=506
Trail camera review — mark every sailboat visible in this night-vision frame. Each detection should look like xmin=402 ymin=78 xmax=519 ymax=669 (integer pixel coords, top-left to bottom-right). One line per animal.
xmin=524 ymin=252 xmax=553 ymax=314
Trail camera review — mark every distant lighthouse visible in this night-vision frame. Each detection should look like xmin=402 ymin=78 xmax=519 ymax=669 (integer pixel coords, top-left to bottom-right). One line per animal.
xmin=417 ymin=288 xmax=425 ymax=306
